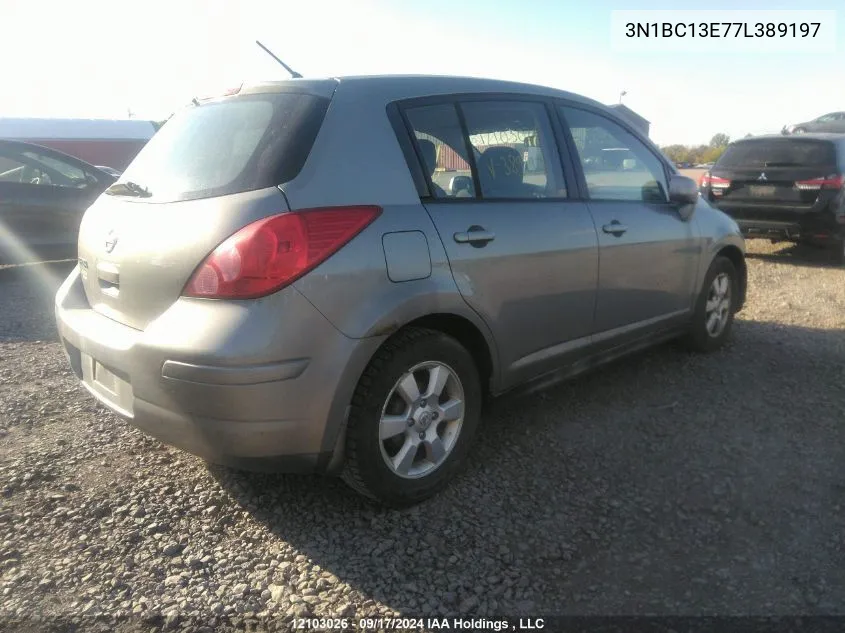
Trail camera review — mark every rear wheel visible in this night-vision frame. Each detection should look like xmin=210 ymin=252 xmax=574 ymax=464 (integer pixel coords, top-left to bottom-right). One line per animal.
xmin=342 ymin=328 xmax=481 ymax=506
xmin=685 ymin=256 xmax=738 ymax=353
xmin=834 ymin=238 xmax=845 ymax=266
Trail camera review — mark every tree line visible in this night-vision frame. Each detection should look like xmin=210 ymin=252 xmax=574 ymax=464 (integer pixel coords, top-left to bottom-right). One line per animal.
xmin=660 ymin=133 xmax=738 ymax=165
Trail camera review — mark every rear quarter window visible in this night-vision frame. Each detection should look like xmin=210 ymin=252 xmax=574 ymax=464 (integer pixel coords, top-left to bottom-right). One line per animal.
xmin=112 ymin=92 xmax=329 ymax=203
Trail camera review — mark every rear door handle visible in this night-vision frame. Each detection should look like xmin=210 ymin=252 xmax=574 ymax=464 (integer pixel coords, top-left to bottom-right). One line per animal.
xmin=454 ymin=226 xmax=495 ymax=246
xmin=602 ymin=221 xmax=628 ymax=237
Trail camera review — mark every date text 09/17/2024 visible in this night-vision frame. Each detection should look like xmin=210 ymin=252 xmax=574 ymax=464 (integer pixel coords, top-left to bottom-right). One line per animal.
xmin=293 ymin=617 xmax=546 ymax=631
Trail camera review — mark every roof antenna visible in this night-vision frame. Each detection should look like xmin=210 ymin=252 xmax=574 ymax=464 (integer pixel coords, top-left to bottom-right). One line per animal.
xmin=256 ymin=40 xmax=302 ymax=79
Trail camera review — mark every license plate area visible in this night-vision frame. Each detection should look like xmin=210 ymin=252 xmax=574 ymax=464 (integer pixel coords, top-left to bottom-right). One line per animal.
xmin=749 ymin=185 xmax=776 ymax=197
xmin=81 ymin=353 xmax=134 ymax=417
xmin=94 ymin=361 xmax=119 ymax=394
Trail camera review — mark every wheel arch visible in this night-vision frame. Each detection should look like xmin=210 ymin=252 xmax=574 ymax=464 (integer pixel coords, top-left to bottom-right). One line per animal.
xmin=715 ymin=244 xmax=747 ymax=311
xmin=398 ymin=312 xmax=497 ymax=395
xmin=323 ymin=309 xmax=500 ymax=474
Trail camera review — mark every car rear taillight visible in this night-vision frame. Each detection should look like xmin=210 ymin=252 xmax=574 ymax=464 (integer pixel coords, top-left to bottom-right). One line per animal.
xmin=700 ymin=174 xmax=731 ymax=188
xmin=794 ymin=174 xmax=844 ymax=191
xmin=184 ymin=206 xmax=381 ymax=299
xmin=700 ymin=173 xmax=731 ymax=195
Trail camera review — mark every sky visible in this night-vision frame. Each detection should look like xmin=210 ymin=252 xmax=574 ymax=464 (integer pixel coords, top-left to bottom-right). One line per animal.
xmin=0 ymin=0 xmax=842 ymax=147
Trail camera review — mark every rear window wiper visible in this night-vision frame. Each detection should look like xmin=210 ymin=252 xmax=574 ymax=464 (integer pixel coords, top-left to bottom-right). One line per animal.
xmin=106 ymin=180 xmax=152 ymax=198
xmin=764 ymin=161 xmax=800 ymax=167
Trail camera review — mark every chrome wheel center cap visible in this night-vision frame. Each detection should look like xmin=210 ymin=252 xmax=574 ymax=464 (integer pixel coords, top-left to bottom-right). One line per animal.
xmin=418 ymin=411 xmax=434 ymax=429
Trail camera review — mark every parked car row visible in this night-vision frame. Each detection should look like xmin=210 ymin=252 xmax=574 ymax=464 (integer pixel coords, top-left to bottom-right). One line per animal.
xmin=673 ymin=161 xmax=714 ymax=170
xmin=698 ymin=133 xmax=845 ymax=264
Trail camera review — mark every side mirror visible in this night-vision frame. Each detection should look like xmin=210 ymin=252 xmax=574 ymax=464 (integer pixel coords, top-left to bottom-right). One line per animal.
xmin=669 ymin=174 xmax=698 ymax=219
xmin=449 ymin=175 xmax=474 ymax=197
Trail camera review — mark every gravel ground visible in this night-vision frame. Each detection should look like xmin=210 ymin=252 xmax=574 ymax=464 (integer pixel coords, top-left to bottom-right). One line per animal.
xmin=1 ymin=242 xmax=844 ymax=632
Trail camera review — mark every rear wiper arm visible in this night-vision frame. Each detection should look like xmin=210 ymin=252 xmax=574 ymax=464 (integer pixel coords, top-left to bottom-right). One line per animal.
xmin=106 ymin=180 xmax=152 ymax=198
xmin=764 ymin=161 xmax=800 ymax=167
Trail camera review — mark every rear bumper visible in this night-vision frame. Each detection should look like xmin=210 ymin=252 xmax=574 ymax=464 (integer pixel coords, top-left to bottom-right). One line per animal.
xmin=736 ymin=219 xmax=802 ymax=239
xmin=737 ymin=221 xmax=845 ymax=242
xmin=55 ymin=266 xmax=383 ymax=473
xmin=715 ymin=205 xmax=845 ymax=241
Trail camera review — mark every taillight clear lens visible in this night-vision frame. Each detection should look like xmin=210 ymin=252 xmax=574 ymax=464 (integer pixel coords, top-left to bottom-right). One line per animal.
xmin=184 ymin=206 xmax=381 ymax=299
xmin=795 ymin=174 xmax=844 ymax=191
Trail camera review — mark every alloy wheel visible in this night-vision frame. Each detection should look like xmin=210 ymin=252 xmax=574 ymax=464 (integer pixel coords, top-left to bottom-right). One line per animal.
xmin=705 ymin=272 xmax=732 ymax=338
xmin=378 ymin=361 xmax=465 ymax=479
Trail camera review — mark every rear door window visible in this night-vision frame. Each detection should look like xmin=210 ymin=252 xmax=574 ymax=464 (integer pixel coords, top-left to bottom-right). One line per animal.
xmin=460 ymin=100 xmax=564 ymax=199
xmin=717 ymin=140 xmax=836 ymax=168
xmin=110 ymin=92 xmax=329 ymax=203
xmin=403 ymin=99 xmax=567 ymax=200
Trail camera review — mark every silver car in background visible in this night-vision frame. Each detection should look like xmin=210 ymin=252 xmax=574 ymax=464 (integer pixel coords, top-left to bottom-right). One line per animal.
xmin=55 ymin=76 xmax=746 ymax=505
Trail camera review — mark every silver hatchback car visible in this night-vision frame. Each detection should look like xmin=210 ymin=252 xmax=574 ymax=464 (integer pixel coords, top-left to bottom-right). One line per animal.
xmin=56 ymin=76 xmax=746 ymax=505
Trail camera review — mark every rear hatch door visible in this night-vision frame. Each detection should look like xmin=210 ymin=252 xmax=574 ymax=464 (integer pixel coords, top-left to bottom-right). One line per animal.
xmin=77 ymin=83 xmax=334 ymax=331
xmin=710 ymin=138 xmax=838 ymax=222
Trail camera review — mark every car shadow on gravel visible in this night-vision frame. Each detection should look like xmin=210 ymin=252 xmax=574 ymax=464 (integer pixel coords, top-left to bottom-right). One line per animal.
xmin=745 ymin=241 xmax=842 ymax=269
xmin=209 ymin=318 xmax=845 ymax=616
xmin=0 ymin=261 xmax=74 ymax=342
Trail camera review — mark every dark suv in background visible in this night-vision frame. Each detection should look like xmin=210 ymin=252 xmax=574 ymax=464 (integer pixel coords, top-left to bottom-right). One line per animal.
xmin=700 ymin=134 xmax=845 ymax=264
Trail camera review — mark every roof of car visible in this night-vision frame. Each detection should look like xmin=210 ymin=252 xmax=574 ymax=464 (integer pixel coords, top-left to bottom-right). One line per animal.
xmin=242 ymin=74 xmax=605 ymax=109
xmin=735 ymin=133 xmax=845 ymax=142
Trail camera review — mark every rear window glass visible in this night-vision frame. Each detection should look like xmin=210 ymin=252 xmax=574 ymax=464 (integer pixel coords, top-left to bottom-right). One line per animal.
xmin=717 ymin=140 xmax=836 ymax=168
xmin=110 ymin=92 xmax=329 ymax=202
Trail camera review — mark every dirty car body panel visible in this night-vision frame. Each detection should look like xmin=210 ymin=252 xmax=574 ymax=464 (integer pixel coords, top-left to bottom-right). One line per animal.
xmin=56 ymin=75 xmax=745 ymax=479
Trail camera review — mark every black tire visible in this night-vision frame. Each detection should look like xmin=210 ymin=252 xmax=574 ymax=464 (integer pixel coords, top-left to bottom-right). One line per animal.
xmin=833 ymin=238 xmax=845 ymax=266
xmin=341 ymin=327 xmax=482 ymax=506
xmin=684 ymin=256 xmax=739 ymax=353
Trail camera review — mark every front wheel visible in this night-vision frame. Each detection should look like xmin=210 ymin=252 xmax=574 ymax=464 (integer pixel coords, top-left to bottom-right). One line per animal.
xmin=685 ymin=256 xmax=739 ymax=353
xmin=342 ymin=328 xmax=482 ymax=506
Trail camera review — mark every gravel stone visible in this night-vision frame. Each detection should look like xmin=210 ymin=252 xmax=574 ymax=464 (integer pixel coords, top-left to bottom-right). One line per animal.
xmin=268 ymin=585 xmax=285 ymax=603
xmin=164 ymin=575 xmax=183 ymax=587
xmin=162 ymin=542 xmax=184 ymax=557
xmin=231 ymin=583 xmax=248 ymax=597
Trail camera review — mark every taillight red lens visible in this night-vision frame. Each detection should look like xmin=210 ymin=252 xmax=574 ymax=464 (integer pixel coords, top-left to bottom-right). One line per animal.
xmin=795 ymin=174 xmax=844 ymax=191
xmin=701 ymin=174 xmax=731 ymax=189
xmin=700 ymin=173 xmax=730 ymax=196
xmin=184 ymin=206 xmax=381 ymax=299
